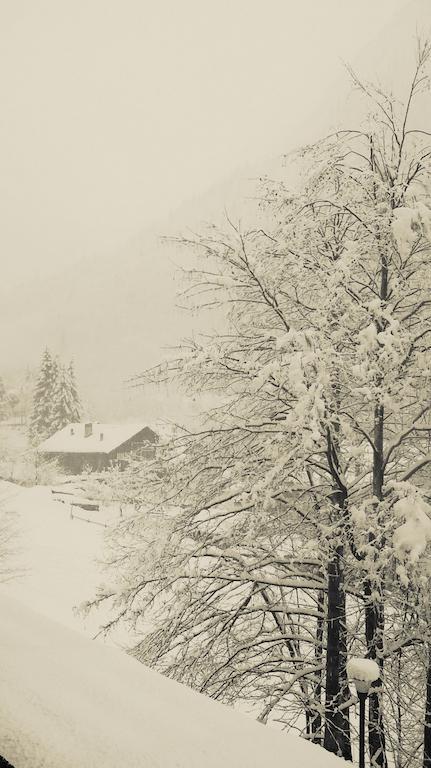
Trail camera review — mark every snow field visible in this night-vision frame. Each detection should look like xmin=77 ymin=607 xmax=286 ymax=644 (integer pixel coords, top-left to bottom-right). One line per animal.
xmin=0 ymin=592 xmax=346 ymax=768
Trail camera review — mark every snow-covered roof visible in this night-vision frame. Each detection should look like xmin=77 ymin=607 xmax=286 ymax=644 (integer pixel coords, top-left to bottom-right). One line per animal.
xmin=38 ymin=422 xmax=154 ymax=455
xmin=0 ymin=593 xmax=345 ymax=768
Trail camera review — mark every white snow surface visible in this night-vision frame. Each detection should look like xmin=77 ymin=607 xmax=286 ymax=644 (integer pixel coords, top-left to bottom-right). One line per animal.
xmin=38 ymin=422 xmax=149 ymax=454
xmin=0 ymin=480 xmax=346 ymax=766
xmin=0 ymin=592 xmax=345 ymax=768
xmin=0 ymin=481 xmax=112 ymax=636
xmin=392 ymin=494 xmax=431 ymax=564
xmin=347 ymin=657 xmax=380 ymax=683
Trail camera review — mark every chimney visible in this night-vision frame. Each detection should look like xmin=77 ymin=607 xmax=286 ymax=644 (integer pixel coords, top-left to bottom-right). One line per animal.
xmin=84 ymin=423 xmax=93 ymax=438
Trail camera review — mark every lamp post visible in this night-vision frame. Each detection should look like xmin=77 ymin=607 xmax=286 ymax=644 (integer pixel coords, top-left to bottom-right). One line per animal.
xmin=347 ymin=658 xmax=380 ymax=768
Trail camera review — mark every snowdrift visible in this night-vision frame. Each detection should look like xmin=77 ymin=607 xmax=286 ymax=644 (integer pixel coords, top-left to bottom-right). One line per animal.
xmin=0 ymin=593 xmax=345 ymax=768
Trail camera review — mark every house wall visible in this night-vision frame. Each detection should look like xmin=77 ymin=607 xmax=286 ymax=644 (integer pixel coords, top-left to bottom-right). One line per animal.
xmin=43 ymin=452 xmax=109 ymax=474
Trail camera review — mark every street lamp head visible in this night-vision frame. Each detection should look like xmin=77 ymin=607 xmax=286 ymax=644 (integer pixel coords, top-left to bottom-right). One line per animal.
xmin=349 ymin=658 xmax=380 ymax=768
xmin=347 ymin=657 xmax=380 ymax=696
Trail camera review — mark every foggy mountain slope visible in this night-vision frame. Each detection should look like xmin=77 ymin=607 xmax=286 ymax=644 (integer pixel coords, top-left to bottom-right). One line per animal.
xmin=2 ymin=236 xmax=184 ymax=419
xmin=2 ymin=170 xmax=265 ymax=420
xmin=3 ymin=0 xmax=429 ymax=421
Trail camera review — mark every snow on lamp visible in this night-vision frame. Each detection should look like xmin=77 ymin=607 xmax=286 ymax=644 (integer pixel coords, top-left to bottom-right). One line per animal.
xmin=347 ymin=657 xmax=380 ymax=694
xmin=347 ymin=658 xmax=380 ymax=768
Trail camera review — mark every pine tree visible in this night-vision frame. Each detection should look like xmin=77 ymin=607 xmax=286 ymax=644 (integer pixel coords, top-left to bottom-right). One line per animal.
xmin=51 ymin=361 xmax=81 ymax=432
xmin=67 ymin=360 xmax=81 ymax=422
xmin=29 ymin=348 xmax=58 ymax=444
xmin=29 ymin=351 xmax=82 ymax=443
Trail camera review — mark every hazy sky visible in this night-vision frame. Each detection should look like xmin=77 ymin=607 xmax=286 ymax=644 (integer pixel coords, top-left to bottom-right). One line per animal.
xmin=1 ymin=0 xmax=430 ymax=419
xmin=1 ymin=0 xmax=428 ymax=287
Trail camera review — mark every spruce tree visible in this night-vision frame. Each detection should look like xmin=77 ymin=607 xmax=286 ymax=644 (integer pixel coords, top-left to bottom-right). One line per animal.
xmin=29 ymin=348 xmax=58 ymax=444
xmin=67 ymin=360 xmax=81 ymax=422
xmin=51 ymin=361 xmax=81 ymax=432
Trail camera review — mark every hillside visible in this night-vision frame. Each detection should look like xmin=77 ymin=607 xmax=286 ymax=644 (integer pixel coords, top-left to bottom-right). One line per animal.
xmin=0 ymin=171 xmax=261 ymax=424
xmin=0 ymin=590 xmax=345 ymax=768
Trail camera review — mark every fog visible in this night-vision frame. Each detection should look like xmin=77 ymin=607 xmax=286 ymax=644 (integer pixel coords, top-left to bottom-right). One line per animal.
xmin=1 ymin=0 xmax=429 ymax=419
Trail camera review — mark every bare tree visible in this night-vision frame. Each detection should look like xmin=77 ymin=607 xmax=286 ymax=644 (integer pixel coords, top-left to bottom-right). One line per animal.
xmin=90 ymin=41 xmax=431 ymax=766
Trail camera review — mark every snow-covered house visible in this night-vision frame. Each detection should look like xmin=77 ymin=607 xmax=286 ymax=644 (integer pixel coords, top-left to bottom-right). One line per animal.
xmin=37 ymin=422 xmax=157 ymax=473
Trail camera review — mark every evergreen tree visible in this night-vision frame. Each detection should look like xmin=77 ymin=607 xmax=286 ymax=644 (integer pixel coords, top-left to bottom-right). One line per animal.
xmin=30 ymin=351 xmax=82 ymax=442
xmin=67 ymin=360 xmax=81 ymax=422
xmin=29 ymin=348 xmax=58 ymax=444
xmin=51 ymin=361 xmax=81 ymax=432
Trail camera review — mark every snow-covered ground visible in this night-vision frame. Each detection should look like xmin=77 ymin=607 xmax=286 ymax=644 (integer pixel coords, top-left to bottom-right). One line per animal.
xmin=0 ymin=591 xmax=345 ymax=768
xmin=0 ymin=479 xmax=346 ymax=767
xmin=0 ymin=480 xmax=113 ymax=638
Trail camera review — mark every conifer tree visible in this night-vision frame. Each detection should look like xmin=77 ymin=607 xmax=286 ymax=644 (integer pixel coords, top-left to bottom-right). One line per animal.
xmin=29 ymin=351 xmax=82 ymax=443
xmin=67 ymin=360 xmax=81 ymax=422
xmin=51 ymin=361 xmax=81 ymax=432
xmin=29 ymin=348 xmax=58 ymax=444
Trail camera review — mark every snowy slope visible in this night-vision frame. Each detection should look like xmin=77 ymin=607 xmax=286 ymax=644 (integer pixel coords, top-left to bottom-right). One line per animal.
xmin=0 ymin=592 xmax=345 ymax=768
xmin=0 ymin=481 xmax=112 ymax=637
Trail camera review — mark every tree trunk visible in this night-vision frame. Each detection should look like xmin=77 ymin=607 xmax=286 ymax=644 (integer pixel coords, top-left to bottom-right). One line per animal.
xmin=365 ymin=581 xmax=387 ymax=768
xmin=423 ymin=644 xmax=431 ymax=768
xmin=364 ymin=391 xmax=387 ymax=768
xmin=310 ymin=590 xmax=325 ymax=745
xmin=323 ymin=545 xmax=352 ymax=760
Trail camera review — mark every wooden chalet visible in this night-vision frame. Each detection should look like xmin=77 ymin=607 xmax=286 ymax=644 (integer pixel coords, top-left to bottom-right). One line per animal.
xmin=37 ymin=422 xmax=157 ymax=473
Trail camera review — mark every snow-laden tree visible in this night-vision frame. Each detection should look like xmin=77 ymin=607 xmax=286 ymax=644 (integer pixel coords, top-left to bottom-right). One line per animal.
xmin=29 ymin=351 xmax=82 ymax=443
xmin=67 ymin=361 xmax=81 ymax=420
xmin=51 ymin=361 xmax=81 ymax=433
xmin=28 ymin=348 xmax=58 ymax=444
xmin=0 ymin=377 xmax=21 ymax=422
xmin=92 ymin=42 xmax=431 ymax=766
